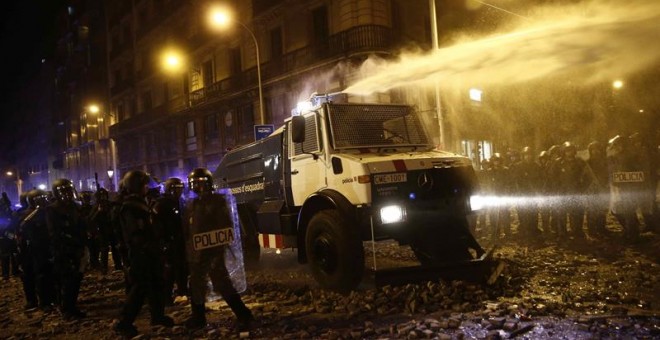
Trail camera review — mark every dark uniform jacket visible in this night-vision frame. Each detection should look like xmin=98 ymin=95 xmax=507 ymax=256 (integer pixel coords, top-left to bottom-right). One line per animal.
xmin=46 ymin=201 xmax=86 ymax=269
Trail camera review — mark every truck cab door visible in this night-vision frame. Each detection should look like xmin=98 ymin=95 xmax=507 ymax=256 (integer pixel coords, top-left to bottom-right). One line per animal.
xmin=288 ymin=113 xmax=326 ymax=206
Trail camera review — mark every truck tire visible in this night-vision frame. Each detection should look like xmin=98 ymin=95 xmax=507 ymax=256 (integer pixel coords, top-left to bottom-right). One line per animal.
xmin=238 ymin=207 xmax=261 ymax=269
xmin=411 ymin=217 xmax=474 ymax=266
xmin=306 ymin=209 xmax=364 ymax=293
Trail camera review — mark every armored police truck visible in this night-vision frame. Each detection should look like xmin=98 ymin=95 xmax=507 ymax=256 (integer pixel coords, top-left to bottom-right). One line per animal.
xmin=214 ymin=94 xmax=496 ymax=292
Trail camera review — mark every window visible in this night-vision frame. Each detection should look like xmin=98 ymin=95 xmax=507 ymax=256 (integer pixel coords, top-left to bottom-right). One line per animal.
xmin=186 ymin=120 xmax=197 ymax=151
xmin=223 ymin=110 xmax=235 ymax=148
xmin=312 ymin=6 xmax=329 ymax=41
xmin=205 ymin=114 xmax=219 ymax=141
xmin=239 ymin=104 xmax=255 ymax=143
xmin=270 ymin=26 xmax=283 ymax=60
xmin=291 ymin=114 xmax=320 ymax=157
xmin=202 ymin=60 xmax=214 ymax=87
xmin=229 ymin=47 xmax=241 ymax=76
xmin=117 ymin=103 xmax=125 ymax=121
xmin=142 ymin=90 xmax=152 ymax=111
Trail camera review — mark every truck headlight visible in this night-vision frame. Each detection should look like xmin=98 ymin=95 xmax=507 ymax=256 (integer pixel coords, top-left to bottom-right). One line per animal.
xmin=470 ymin=195 xmax=486 ymax=211
xmin=380 ymin=205 xmax=406 ymax=224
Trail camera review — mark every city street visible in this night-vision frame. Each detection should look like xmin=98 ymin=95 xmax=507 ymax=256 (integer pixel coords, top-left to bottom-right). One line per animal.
xmin=1 ymin=224 xmax=658 ymax=339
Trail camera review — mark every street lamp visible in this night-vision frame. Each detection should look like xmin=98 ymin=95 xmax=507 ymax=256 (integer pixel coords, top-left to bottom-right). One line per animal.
xmin=106 ymin=167 xmax=115 ymax=191
xmin=86 ymin=103 xmax=118 ymax=192
xmin=161 ymin=48 xmax=187 ymax=74
xmin=208 ymin=6 xmax=265 ymax=124
xmin=5 ymin=169 xmax=23 ymax=200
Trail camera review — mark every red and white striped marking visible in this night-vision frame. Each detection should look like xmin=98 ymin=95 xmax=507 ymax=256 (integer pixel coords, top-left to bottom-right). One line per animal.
xmin=258 ymin=234 xmax=295 ymax=249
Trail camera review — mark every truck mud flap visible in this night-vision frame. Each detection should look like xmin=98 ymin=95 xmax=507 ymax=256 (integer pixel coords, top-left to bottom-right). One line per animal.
xmin=373 ymin=248 xmax=504 ymax=287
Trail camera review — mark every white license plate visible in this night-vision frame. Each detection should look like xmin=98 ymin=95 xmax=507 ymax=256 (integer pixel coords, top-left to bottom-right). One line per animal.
xmin=374 ymin=172 xmax=407 ymax=184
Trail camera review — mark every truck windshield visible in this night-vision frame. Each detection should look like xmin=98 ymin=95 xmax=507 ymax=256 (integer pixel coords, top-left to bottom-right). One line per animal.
xmin=327 ymin=103 xmax=430 ymax=149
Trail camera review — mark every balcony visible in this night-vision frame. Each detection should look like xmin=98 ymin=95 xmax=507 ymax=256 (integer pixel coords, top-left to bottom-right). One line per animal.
xmin=189 ymin=25 xmax=393 ymax=107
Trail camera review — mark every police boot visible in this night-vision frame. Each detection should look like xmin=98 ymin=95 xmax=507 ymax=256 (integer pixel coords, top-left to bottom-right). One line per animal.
xmin=114 ymin=320 xmax=138 ymax=338
xmin=225 ymin=294 xmax=254 ymax=331
xmin=184 ymin=303 xmax=206 ymax=330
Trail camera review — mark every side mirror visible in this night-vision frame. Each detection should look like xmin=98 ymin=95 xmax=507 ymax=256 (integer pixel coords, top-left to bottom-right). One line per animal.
xmin=291 ymin=116 xmax=306 ymax=143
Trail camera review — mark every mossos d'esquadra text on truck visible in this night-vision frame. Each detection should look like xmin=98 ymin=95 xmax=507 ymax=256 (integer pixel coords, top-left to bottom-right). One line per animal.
xmin=214 ymin=93 xmax=499 ymax=292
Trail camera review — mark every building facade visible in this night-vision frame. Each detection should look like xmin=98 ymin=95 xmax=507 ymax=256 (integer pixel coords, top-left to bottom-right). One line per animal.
xmin=55 ymin=0 xmax=117 ymax=192
xmin=105 ymin=0 xmax=435 ymax=182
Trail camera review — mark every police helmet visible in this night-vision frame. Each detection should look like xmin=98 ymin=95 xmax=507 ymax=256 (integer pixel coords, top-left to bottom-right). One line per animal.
xmin=79 ymin=191 xmax=93 ymax=204
xmin=521 ymin=146 xmax=533 ymax=155
xmin=547 ymin=145 xmax=560 ymax=158
xmin=94 ymin=188 xmax=109 ymax=202
xmin=608 ymin=135 xmax=625 ymax=149
xmin=188 ymin=168 xmax=214 ymax=194
xmin=121 ymin=170 xmax=150 ymax=196
xmin=588 ymin=141 xmax=603 ymax=156
xmin=26 ymin=189 xmax=49 ymax=208
xmin=163 ymin=177 xmax=184 ymax=196
xmin=562 ymin=141 xmax=576 ymax=155
xmin=52 ymin=178 xmax=77 ymax=202
xmin=490 ymin=153 xmax=503 ymax=166
xmin=538 ymin=150 xmax=549 ymax=162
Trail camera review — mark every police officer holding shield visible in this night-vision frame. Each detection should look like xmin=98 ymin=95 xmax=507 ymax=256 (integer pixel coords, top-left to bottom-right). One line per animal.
xmin=153 ymin=177 xmax=189 ymax=304
xmin=46 ymin=179 xmax=87 ymax=319
xmin=183 ymin=168 xmax=253 ymax=331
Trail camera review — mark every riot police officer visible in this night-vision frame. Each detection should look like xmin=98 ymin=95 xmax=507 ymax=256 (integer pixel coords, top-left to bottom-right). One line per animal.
xmin=556 ymin=142 xmax=594 ymax=241
xmin=79 ymin=191 xmax=96 ymax=269
xmin=46 ymin=179 xmax=87 ymax=319
xmin=1 ymin=194 xmax=22 ymax=280
xmin=89 ymin=188 xmax=122 ymax=274
xmin=114 ymin=171 xmax=173 ymax=338
xmin=512 ymin=146 xmax=543 ymax=239
xmin=628 ymin=133 xmax=658 ymax=233
xmin=544 ymin=144 xmax=563 ymax=239
xmin=586 ymin=141 xmax=609 ymax=236
xmin=485 ymin=153 xmax=512 ymax=240
xmin=17 ymin=189 xmax=54 ymax=310
xmin=183 ymin=168 xmax=253 ymax=331
xmin=153 ymin=177 xmax=188 ymax=305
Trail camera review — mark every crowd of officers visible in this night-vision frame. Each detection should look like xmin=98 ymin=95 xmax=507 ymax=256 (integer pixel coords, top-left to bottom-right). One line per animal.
xmin=0 ymin=168 xmax=253 ymax=338
xmin=474 ymin=133 xmax=659 ymax=243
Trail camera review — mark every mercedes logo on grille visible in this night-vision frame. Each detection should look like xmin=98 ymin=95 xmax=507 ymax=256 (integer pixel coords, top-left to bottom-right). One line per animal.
xmin=417 ymin=172 xmax=434 ymax=191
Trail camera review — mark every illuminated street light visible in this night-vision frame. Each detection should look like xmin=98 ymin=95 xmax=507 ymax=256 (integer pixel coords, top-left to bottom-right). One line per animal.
xmin=107 ymin=167 xmax=115 ymax=191
xmin=83 ymin=103 xmax=118 ymax=192
xmin=5 ymin=169 xmax=23 ymax=198
xmin=88 ymin=104 xmax=100 ymax=114
xmin=208 ymin=6 xmax=265 ymax=124
xmin=612 ymin=80 xmax=624 ymax=89
xmin=161 ymin=48 xmax=186 ymax=74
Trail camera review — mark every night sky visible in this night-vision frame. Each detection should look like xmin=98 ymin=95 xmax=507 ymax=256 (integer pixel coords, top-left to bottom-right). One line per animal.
xmin=0 ymin=0 xmax=63 ymax=162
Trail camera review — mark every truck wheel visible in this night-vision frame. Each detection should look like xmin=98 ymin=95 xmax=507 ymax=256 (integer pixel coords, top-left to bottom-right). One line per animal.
xmin=306 ymin=209 xmax=364 ymax=293
xmin=238 ymin=207 xmax=261 ymax=269
xmin=412 ymin=217 xmax=474 ymax=266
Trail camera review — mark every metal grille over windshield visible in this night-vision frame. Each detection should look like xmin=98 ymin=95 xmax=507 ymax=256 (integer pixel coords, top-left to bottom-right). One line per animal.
xmin=327 ymin=103 xmax=429 ymax=149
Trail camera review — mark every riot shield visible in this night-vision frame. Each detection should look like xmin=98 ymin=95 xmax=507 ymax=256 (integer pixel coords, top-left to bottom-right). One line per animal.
xmin=205 ymin=188 xmax=246 ymax=302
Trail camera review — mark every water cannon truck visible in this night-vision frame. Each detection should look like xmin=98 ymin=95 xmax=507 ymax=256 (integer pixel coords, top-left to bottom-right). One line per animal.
xmin=214 ymin=93 xmax=501 ymax=292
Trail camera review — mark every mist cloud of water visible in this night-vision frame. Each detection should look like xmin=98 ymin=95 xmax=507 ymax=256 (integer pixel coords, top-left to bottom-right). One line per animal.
xmin=344 ymin=0 xmax=660 ymax=95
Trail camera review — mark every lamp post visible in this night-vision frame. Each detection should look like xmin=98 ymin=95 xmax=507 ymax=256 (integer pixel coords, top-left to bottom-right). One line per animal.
xmin=87 ymin=103 xmax=118 ymax=192
xmin=209 ymin=7 xmax=265 ymax=124
xmin=106 ymin=167 xmax=114 ymax=192
xmin=5 ymin=170 xmax=23 ymax=202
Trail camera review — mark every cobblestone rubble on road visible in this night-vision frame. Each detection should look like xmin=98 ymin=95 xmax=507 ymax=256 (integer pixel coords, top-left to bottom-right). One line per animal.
xmin=0 ymin=232 xmax=658 ymax=339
